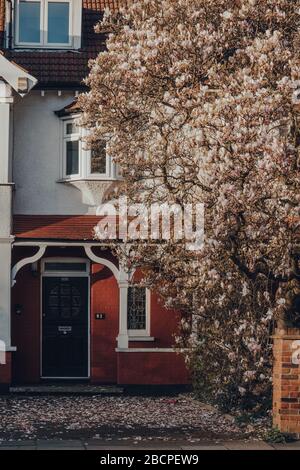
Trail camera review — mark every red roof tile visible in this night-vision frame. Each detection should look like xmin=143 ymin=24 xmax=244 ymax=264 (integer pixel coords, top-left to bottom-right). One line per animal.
xmin=14 ymin=214 xmax=137 ymax=241
xmin=0 ymin=1 xmax=128 ymax=87
xmin=14 ymin=215 xmax=103 ymax=240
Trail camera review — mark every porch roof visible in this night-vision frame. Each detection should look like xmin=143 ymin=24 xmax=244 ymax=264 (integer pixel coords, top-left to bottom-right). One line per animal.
xmin=14 ymin=215 xmax=105 ymax=241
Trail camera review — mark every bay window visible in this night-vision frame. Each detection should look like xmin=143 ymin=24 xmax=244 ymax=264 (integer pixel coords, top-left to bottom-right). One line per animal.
xmin=64 ymin=121 xmax=80 ymax=177
xmin=61 ymin=117 xmax=116 ymax=181
xmin=90 ymin=141 xmax=107 ymax=175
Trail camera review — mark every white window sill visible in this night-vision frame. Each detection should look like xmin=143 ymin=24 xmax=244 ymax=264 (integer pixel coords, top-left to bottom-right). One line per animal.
xmin=128 ymin=336 xmax=155 ymax=342
xmin=13 ymin=45 xmax=77 ymax=51
xmin=56 ymin=177 xmax=119 ymax=183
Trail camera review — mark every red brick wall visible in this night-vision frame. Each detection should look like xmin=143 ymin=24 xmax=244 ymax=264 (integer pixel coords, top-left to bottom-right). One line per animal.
xmin=273 ymin=328 xmax=300 ymax=437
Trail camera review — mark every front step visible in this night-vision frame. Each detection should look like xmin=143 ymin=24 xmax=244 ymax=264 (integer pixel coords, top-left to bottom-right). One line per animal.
xmin=9 ymin=384 xmax=124 ymax=396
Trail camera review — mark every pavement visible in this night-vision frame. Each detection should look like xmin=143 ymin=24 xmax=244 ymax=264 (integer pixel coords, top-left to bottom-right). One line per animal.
xmin=0 ymin=439 xmax=299 ymax=450
xmin=0 ymin=393 xmax=292 ymax=451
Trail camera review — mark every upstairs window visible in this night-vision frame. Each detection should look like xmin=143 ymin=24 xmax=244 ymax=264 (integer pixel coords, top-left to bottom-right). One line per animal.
xmin=64 ymin=120 xmax=80 ymax=176
xmin=61 ymin=117 xmax=117 ymax=181
xmin=48 ymin=2 xmax=70 ymax=44
xmin=18 ymin=1 xmax=41 ymax=43
xmin=15 ymin=0 xmax=82 ymax=48
xmin=90 ymin=141 xmax=107 ymax=175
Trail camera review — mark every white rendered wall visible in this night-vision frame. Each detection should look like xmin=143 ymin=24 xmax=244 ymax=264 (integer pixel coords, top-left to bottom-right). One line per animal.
xmin=0 ymin=81 xmax=13 ymax=231
xmin=0 ymin=81 xmax=14 ymax=349
xmin=0 ymin=84 xmax=11 ymax=183
xmin=0 ymin=185 xmax=12 ymax=236
xmin=13 ymin=91 xmax=113 ymax=215
xmin=0 ymin=240 xmax=13 ymax=350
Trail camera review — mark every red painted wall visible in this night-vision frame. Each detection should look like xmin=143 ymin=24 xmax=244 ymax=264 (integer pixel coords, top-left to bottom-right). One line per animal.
xmin=129 ymin=269 xmax=181 ymax=349
xmin=90 ymin=263 xmax=119 ymax=383
xmin=11 ymin=248 xmax=41 ymax=384
xmin=0 ymin=353 xmax=12 ymax=386
xmin=117 ymin=352 xmax=189 ymax=385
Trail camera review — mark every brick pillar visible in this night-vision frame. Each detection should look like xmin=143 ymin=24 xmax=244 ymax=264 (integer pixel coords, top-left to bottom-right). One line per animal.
xmin=273 ymin=328 xmax=300 ymax=437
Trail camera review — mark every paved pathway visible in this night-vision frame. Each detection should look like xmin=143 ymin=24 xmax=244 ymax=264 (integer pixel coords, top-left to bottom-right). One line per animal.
xmin=0 ymin=439 xmax=299 ymax=450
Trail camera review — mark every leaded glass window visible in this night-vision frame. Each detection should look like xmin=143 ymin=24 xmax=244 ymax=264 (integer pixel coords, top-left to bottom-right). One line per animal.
xmin=127 ymin=287 xmax=146 ymax=330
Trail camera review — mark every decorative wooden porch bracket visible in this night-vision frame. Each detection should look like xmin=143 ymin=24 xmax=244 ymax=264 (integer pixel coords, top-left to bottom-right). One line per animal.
xmin=11 ymin=245 xmax=47 ymax=287
xmin=12 ymin=244 xmax=131 ymax=349
xmin=84 ymin=246 xmax=120 ymax=280
xmin=84 ymin=246 xmax=129 ymax=349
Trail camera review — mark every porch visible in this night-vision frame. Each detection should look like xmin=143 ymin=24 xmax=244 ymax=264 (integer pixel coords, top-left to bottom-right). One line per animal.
xmin=0 ymin=240 xmax=189 ymax=388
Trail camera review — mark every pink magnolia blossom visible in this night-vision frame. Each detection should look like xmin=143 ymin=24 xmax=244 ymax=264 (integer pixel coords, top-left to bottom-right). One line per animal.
xmin=79 ymin=0 xmax=300 ymax=410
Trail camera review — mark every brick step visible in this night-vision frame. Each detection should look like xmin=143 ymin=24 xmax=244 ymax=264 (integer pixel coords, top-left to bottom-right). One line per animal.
xmin=9 ymin=384 xmax=124 ymax=396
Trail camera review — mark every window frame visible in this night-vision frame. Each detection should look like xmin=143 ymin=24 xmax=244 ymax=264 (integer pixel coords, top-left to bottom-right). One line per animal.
xmin=15 ymin=0 xmax=75 ymax=49
xmin=127 ymin=287 xmax=151 ymax=337
xmin=15 ymin=0 xmax=42 ymax=47
xmin=45 ymin=0 xmax=72 ymax=47
xmin=86 ymin=142 xmax=114 ymax=180
xmin=62 ymin=118 xmax=81 ymax=180
xmin=41 ymin=257 xmax=90 ymax=276
xmin=60 ymin=116 xmax=117 ymax=181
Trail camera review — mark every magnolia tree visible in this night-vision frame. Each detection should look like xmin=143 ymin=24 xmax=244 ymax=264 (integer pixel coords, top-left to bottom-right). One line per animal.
xmin=79 ymin=0 xmax=300 ymax=411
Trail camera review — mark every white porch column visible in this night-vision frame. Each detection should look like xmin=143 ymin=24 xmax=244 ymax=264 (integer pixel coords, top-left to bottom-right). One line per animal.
xmin=84 ymin=246 xmax=129 ymax=348
xmin=0 ymin=82 xmax=12 ymax=183
xmin=0 ymin=238 xmax=14 ymax=350
xmin=0 ymin=81 xmax=14 ymax=351
xmin=117 ymin=279 xmax=129 ymax=349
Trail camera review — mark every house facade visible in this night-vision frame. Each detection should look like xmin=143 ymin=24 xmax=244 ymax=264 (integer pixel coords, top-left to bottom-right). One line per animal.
xmin=0 ymin=0 xmax=189 ymax=388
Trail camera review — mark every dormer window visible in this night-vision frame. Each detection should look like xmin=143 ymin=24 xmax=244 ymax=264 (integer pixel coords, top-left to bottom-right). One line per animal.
xmin=15 ymin=0 xmax=82 ymax=49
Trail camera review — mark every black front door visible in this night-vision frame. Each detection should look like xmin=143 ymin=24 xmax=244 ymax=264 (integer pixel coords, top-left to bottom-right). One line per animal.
xmin=42 ymin=277 xmax=89 ymax=378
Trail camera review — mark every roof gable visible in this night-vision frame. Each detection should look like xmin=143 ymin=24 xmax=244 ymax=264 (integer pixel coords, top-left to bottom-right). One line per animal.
xmin=0 ymin=51 xmax=37 ymax=95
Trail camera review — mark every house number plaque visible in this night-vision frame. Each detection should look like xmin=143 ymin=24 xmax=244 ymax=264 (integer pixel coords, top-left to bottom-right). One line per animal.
xmin=95 ymin=313 xmax=106 ymax=320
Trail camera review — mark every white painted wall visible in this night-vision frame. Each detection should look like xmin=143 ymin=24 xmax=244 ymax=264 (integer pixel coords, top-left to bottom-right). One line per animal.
xmin=13 ymin=91 xmax=112 ymax=215
xmin=0 ymin=240 xmax=14 ymax=350
xmin=0 ymin=185 xmax=12 ymax=237
xmin=0 ymin=81 xmax=13 ymax=236
xmin=0 ymin=83 xmax=11 ymax=184
xmin=0 ymin=81 xmax=14 ymax=349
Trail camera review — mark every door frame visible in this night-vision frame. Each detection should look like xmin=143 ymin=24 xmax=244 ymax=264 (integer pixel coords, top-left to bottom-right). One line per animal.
xmin=40 ymin=257 xmax=91 ymax=380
